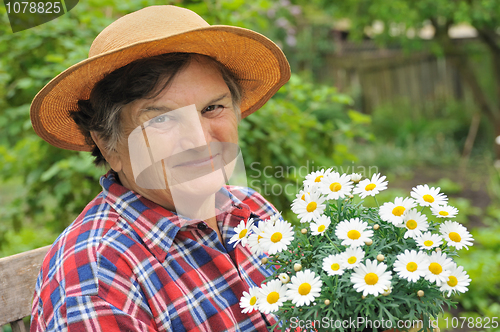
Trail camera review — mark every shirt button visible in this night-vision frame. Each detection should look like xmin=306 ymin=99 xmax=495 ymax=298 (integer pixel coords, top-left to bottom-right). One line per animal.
xmin=197 ymin=223 xmax=207 ymax=230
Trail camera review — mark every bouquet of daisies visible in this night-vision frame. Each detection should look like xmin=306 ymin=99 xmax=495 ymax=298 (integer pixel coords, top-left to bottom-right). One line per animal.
xmin=231 ymin=170 xmax=473 ymax=332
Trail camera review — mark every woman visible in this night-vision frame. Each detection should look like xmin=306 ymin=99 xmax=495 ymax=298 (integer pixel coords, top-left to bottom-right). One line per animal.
xmin=29 ymin=5 xmax=290 ymax=332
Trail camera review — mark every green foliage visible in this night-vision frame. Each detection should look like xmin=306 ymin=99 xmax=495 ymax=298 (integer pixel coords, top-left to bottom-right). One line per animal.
xmin=487 ymin=165 xmax=500 ymax=209
xmin=351 ymin=99 xmax=493 ymax=174
xmin=323 ymin=0 xmax=500 ymax=46
xmin=371 ymin=100 xmax=474 ymax=151
xmin=452 ymin=225 xmax=500 ymax=331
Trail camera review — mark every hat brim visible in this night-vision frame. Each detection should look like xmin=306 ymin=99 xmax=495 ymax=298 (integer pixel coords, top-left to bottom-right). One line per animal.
xmin=30 ymin=25 xmax=290 ymax=151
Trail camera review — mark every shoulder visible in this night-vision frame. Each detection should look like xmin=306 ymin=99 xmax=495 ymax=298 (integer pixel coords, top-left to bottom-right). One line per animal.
xmin=225 ymin=185 xmax=278 ymax=221
xmin=32 ymin=192 xmax=154 ymax=328
xmin=34 ymin=192 xmax=143 ymax=301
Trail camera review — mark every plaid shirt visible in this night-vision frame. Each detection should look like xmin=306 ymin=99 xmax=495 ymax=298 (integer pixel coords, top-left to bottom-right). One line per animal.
xmin=31 ymin=172 xmax=278 ymax=332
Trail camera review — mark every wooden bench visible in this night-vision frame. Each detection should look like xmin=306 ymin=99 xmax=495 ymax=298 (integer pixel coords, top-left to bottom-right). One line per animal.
xmin=0 ymin=246 xmax=50 ymax=332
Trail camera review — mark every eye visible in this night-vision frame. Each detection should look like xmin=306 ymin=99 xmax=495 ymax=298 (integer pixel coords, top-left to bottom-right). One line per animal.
xmin=153 ymin=115 xmax=168 ymax=123
xmin=202 ymin=105 xmax=225 ymax=116
xmin=145 ymin=114 xmax=174 ymax=129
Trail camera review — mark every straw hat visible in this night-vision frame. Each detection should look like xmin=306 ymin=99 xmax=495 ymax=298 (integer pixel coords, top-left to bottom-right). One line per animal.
xmin=30 ymin=5 xmax=290 ymax=151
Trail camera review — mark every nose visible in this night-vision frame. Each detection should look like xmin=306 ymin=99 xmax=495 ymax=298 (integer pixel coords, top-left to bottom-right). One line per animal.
xmin=178 ymin=113 xmax=212 ymax=151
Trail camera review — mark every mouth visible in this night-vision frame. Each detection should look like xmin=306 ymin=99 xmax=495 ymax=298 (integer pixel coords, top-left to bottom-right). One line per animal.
xmin=173 ymin=153 xmax=221 ymax=168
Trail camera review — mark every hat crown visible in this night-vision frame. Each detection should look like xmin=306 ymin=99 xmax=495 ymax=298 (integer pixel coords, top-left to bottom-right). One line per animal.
xmin=89 ymin=5 xmax=210 ymax=57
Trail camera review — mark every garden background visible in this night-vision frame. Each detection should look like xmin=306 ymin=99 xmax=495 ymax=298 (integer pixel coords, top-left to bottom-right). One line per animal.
xmin=1 ymin=0 xmax=499 ymax=331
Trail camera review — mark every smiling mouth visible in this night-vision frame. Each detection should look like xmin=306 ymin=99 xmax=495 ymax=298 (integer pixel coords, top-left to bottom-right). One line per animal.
xmin=173 ymin=153 xmax=221 ymax=168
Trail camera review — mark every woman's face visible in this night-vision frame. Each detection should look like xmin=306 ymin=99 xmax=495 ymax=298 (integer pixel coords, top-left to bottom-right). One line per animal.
xmin=104 ymin=56 xmax=239 ymax=212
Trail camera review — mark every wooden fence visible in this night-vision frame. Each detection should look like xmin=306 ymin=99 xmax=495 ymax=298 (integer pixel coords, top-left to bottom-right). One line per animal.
xmin=324 ymin=39 xmax=473 ymax=114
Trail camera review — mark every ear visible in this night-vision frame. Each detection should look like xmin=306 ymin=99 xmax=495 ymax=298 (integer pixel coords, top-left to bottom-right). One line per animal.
xmin=90 ymin=131 xmax=123 ymax=172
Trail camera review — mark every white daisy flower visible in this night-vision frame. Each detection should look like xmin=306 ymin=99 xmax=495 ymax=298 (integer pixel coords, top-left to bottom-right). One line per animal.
xmin=415 ymin=232 xmax=443 ymax=250
xmin=259 ymin=219 xmax=295 ymax=255
xmin=291 ymin=183 xmax=317 ymax=208
xmin=350 ymin=173 xmax=363 ymax=184
xmin=439 ymin=264 xmax=471 ymax=296
xmin=339 ymin=246 xmax=365 ymax=269
xmin=423 ymin=252 xmax=454 ymax=285
xmin=335 ymin=218 xmax=373 ymax=247
xmin=393 ymin=250 xmax=429 ymax=282
xmin=411 ymin=184 xmax=448 ymax=207
xmin=401 ymin=209 xmax=429 ymax=239
xmin=350 ymin=259 xmax=392 ymax=297
xmin=278 ymin=273 xmax=290 ymax=284
xmin=239 ymin=287 xmax=259 ymax=314
xmin=286 ymin=270 xmax=323 ymax=307
xmin=303 ymin=168 xmax=331 ymax=188
xmin=247 ymin=221 xmax=268 ymax=255
xmin=256 ymin=279 xmax=287 ymax=314
xmin=379 ymin=197 xmax=417 ymax=226
xmin=319 ymin=171 xmax=353 ymax=200
xmin=291 ymin=190 xmax=326 ymax=223
xmin=431 ymin=205 xmax=459 ymax=218
xmin=310 ymin=215 xmax=331 ymax=236
xmin=353 ymin=173 xmax=388 ymax=198
xmin=228 ymin=218 xmax=255 ymax=247
xmin=322 ymin=254 xmax=345 ymax=276
xmin=439 ymin=220 xmax=474 ymax=250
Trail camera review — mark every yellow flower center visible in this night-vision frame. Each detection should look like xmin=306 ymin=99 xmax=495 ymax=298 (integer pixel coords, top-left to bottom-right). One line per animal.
xmin=267 ymin=291 xmax=280 ymax=304
xmin=406 ymin=262 xmax=418 ymax=272
xmin=306 ymin=202 xmax=317 ymax=213
xmin=423 ymin=194 xmax=434 ymax=203
xmin=406 ymin=220 xmax=418 ymax=230
xmin=365 ymin=183 xmax=376 ymax=191
xmin=257 ymin=235 xmax=263 ymax=243
xmin=249 ymin=296 xmax=257 ymax=306
xmin=364 ymin=272 xmax=379 ymax=285
xmin=392 ymin=206 xmax=406 ymax=216
xmin=318 ymin=225 xmax=326 ymax=233
xmin=423 ymin=240 xmax=434 ymax=247
xmin=439 ymin=211 xmax=449 ymax=216
xmin=331 ymin=263 xmax=340 ymax=271
xmin=298 ymin=282 xmax=311 ymax=296
xmin=348 ymin=256 xmax=357 ymax=264
xmin=239 ymin=229 xmax=248 ymax=239
xmin=447 ymin=276 xmax=458 ymax=287
xmin=271 ymin=232 xmax=283 ymax=243
xmin=429 ymin=262 xmax=443 ymax=275
xmin=330 ymin=182 xmax=342 ymax=192
xmin=449 ymin=232 xmax=461 ymax=242
xmin=315 ymin=175 xmax=323 ymax=182
xmin=301 ymin=194 xmax=305 ymax=200
xmin=347 ymin=230 xmax=361 ymax=240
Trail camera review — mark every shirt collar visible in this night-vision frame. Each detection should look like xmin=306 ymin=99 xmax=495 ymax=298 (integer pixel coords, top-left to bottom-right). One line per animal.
xmin=99 ymin=171 xmax=250 ymax=261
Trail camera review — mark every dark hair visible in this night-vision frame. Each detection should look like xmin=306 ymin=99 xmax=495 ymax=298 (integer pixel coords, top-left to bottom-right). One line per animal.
xmin=71 ymin=53 xmax=243 ymax=166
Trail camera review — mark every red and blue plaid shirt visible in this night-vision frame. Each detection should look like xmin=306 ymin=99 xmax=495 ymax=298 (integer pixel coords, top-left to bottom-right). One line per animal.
xmin=31 ymin=172 xmax=278 ymax=331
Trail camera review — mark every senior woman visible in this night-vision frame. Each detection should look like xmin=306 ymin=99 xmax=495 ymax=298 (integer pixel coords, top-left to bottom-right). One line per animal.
xmin=29 ymin=5 xmax=290 ymax=332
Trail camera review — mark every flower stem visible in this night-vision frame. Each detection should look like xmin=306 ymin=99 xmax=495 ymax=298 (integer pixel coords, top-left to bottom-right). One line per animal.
xmin=373 ymin=195 xmax=380 ymax=208
xmin=325 ymin=233 xmax=341 ymax=252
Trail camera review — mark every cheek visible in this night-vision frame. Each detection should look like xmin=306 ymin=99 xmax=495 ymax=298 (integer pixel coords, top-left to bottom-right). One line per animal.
xmin=212 ymin=113 xmax=239 ymax=143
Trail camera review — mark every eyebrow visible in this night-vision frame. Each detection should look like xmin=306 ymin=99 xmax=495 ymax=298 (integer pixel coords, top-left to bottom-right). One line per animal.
xmin=137 ymin=93 xmax=231 ymax=116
